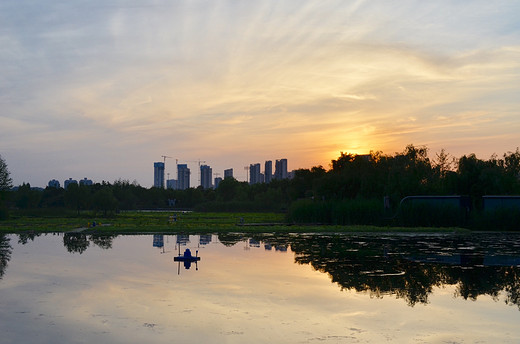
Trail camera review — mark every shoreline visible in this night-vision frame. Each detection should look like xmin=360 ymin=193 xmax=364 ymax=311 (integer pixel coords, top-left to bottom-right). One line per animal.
xmin=0 ymin=210 xmax=487 ymax=235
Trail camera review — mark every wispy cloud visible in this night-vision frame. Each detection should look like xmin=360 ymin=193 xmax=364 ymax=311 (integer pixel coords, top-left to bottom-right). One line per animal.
xmin=1 ymin=0 xmax=519 ymax=186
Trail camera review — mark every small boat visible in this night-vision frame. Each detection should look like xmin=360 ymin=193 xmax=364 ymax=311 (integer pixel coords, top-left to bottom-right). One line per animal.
xmin=174 ymin=255 xmax=201 ymax=262
xmin=174 ymin=248 xmax=200 ymax=262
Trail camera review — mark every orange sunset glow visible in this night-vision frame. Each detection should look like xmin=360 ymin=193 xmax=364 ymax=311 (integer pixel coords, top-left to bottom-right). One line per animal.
xmin=1 ymin=1 xmax=519 ymax=186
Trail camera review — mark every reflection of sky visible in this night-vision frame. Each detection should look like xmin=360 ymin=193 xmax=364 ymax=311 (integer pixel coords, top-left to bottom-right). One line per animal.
xmin=0 ymin=234 xmax=519 ymax=343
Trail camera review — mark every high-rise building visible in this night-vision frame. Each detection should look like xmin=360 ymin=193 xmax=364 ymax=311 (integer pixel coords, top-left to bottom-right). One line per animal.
xmin=167 ymin=179 xmax=177 ymax=190
xmin=177 ymin=164 xmax=190 ymax=190
xmin=214 ymin=177 xmax=222 ymax=189
xmin=265 ymin=160 xmax=272 ymax=183
xmin=224 ymin=168 xmax=234 ymax=179
xmin=64 ymin=178 xmax=78 ymax=189
xmin=154 ymin=162 xmax=165 ymax=188
xmin=249 ymin=163 xmax=261 ymax=184
xmin=274 ymin=159 xmax=288 ymax=180
xmin=48 ymin=179 xmax=60 ymax=188
xmin=200 ymin=165 xmax=212 ymax=189
xmin=79 ymin=177 xmax=93 ymax=186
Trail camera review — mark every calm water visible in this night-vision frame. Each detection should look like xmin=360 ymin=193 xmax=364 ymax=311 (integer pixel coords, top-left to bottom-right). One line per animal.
xmin=1 ymin=232 xmax=520 ymax=343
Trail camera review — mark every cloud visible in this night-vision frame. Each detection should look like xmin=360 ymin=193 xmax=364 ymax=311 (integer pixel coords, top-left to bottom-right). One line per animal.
xmin=1 ymin=0 xmax=519 ymax=186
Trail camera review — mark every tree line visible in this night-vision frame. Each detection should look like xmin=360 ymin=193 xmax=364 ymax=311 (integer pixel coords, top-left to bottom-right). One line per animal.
xmin=1 ymin=145 xmax=520 ymax=226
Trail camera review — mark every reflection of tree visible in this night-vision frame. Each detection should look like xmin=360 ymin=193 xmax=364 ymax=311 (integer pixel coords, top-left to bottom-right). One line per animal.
xmin=89 ymin=234 xmax=117 ymax=249
xmin=63 ymin=233 xmax=89 ymax=254
xmin=0 ymin=234 xmax=12 ymax=279
xmin=256 ymin=234 xmax=520 ymax=309
xmin=18 ymin=232 xmax=41 ymax=245
xmin=503 ymin=268 xmax=520 ymax=307
xmin=217 ymin=233 xmax=249 ymax=246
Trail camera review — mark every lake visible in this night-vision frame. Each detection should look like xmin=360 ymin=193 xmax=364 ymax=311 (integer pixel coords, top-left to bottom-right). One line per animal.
xmin=1 ymin=232 xmax=520 ymax=343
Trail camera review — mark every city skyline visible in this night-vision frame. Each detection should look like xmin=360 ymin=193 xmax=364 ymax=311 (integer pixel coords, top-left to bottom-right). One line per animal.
xmin=30 ymin=156 xmax=292 ymax=190
xmin=1 ymin=1 xmax=519 ymax=188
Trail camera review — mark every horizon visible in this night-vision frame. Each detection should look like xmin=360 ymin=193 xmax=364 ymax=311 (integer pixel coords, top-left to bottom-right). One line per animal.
xmin=6 ymin=145 xmax=520 ymax=189
xmin=1 ymin=1 xmax=519 ymax=188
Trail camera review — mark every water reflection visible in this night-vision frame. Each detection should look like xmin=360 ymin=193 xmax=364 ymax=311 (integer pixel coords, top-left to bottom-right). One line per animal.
xmin=63 ymin=233 xmax=117 ymax=253
xmin=283 ymin=233 xmax=520 ymax=308
xmin=2 ymin=232 xmax=520 ymax=343
xmin=219 ymin=232 xmax=520 ymax=309
xmin=6 ymin=231 xmax=520 ymax=310
xmin=0 ymin=234 xmax=11 ymax=279
xmin=174 ymin=247 xmax=201 ymax=272
xmin=152 ymin=234 xmax=164 ymax=249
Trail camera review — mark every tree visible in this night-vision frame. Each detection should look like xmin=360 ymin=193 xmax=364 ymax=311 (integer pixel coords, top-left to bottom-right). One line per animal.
xmin=433 ymin=149 xmax=456 ymax=178
xmin=0 ymin=154 xmax=12 ymax=191
xmin=0 ymin=155 xmax=12 ymax=220
xmin=13 ymin=183 xmax=41 ymax=209
xmin=64 ymin=183 xmax=89 ymax=214
xmin=92 ymin=188 xmax=117 ymax=216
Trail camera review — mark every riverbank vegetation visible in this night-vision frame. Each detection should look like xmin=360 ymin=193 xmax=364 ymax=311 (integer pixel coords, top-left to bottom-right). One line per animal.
xmin=1 ymin=145 xmax=520 ymax=230
xmin=0 ymin=210 xmax=469 ymax=234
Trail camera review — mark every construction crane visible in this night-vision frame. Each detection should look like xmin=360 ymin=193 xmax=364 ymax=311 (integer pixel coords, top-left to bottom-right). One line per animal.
xmin=160 ymin=156 xmax=172 ymax=189
xmin=161 ymin=155 xmax=172 ymax=164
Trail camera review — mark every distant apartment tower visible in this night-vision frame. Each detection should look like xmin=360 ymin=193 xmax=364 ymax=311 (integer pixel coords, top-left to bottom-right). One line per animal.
xmin=64 ymin=178 xmax=78 ymax=189
xmin=177 ymin=164 xmax=190 ymax=190
xmin=249 ymin=163 xmax=261 ymax=184
xmin=214 ymin=177 xmax=222 ymax=189
xmin=224 ymin=168 xmax=233 ymax=179
xmin=264 ymin=160 xmax=273 ymax=183
xmin=154 ymin=162 xmax=165 ymax=188
xmin=166 ymin=179 xmax=177 ymax=190
xmin=200 ymin=165 xmax=213 ymax=189
xmin=48 ymin=179 xmax=60 ymax=188
xmin=79 ymin=177 xmax=93 ymax=186
xmin=274 ymin=159 xmax=288 ymax=180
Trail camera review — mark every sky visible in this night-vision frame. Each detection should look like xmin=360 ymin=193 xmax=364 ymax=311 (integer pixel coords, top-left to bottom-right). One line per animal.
xmin=1 ymin=0 xmax=519 ymax=187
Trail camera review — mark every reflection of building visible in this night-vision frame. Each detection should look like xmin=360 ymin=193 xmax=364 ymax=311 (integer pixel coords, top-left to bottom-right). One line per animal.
xmin=249 ymin=239 xmax=260 ymax=247
xmin=199 ymin=235 xmax=212 ymax=245
xmin=153 ymin=235 xmax=164 ymax=248
xmin=176 ymin=234 xmax=190 ymax=246
xmin=249 ymin=163 xmax=261 ymax=184
xmin=275 ymin=245 xmax=288 ymax=252
xmin=265 ymin=160 xmax=272 ymax=183
xmin=48 ymin=179 xmax=60 ymax=188
xmin=224 ymin=168 xmax=233 ymax=179
xmin=64 ymin=178 xmax=78 ymax=189
xmin=274 ymin=159 xmax=288 ymax=180
xmin=200 ymin=165 xmax=212 ymax=189
xmin=264 ymin=243 xmax=272 ymax=250
xmin=177 ymin=164 xmax=190 ymax=190
xmin=154 ymin=162 xmax=165 ymax=188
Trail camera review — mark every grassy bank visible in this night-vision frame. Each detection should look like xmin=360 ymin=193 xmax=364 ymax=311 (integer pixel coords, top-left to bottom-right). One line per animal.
xmin=0 ymin=210 xmax=469 ymax=234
